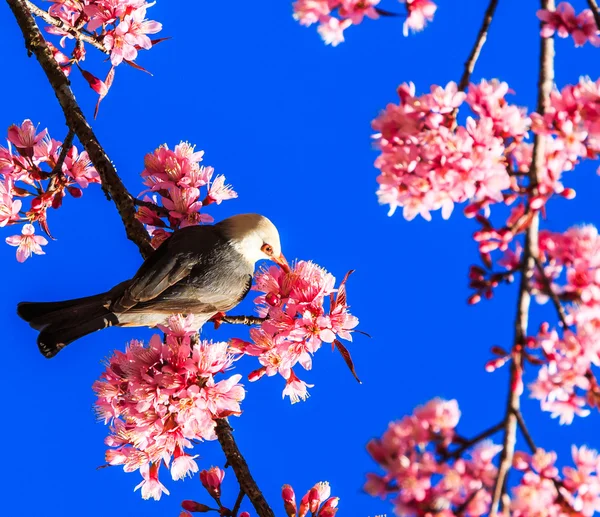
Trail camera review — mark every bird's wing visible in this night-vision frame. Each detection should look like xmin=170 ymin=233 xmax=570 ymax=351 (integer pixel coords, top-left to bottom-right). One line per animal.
xmin=111 ymin=226 xmax=219 ymax=312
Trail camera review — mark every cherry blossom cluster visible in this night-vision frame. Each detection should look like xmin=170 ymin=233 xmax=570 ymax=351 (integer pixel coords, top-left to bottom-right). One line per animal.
xmin=93 ymin=315 xmax=245 ymax=500
xmin=230 ymin=262 xmax=359 ymax=403
xmin=511 ymin=446 xmax=600 ymax=517
xmin=537 ymin=2 xmax=600 ymax=47
xmin=364 ymin=398 xmax=503 ymax=516
xmin=137 ymin=141 xmax=237 ymax=248
xmin=1 ymin=119 xmax=99 ymax=262
xmin=292 ymin=0 xmax=436 ymax=47
xmin=39 ymin=1 xmax=163 ymax=113
xmin=373 ymin=80 xmax=529 ymax=222
xmin=522 ymin=225 xmax=600 ymax=425
xmin=282 ymin=481 xmax=339 ymax=517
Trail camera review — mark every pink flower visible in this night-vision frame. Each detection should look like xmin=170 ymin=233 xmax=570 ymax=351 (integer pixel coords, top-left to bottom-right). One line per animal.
xmin=200 ymin=466 xmax=225 ymax=498
xmin=94 ymin=328 xmax=244 ymax=497
xmin=292 ymin=0 xmax=331 ymax=26
xmin=7 ymin=120 xmax=47 ymax=158
xmin=537 ymin=3 xmax=600 ymax=47
xmin=317 ymin=16 xmax=351 ymax=47
xmin=135 ymin=463 xmax=170 ymax=501
xmin=62 ymin=147 xmax=100 ymax=188
xmin=103 ymin=6 xmax=162 ymax=66
xmin=283 ymin=370 xmax=314 ymax=404
xmin=205 ymin=175 xmax=238 ymax=205
xmin=6 ymin=224 xmax=48 ymax=262
xmin=402 ymin=0 xmax=437 ymax=36
xmin=0 ymin=193 xmax=21 ymax=227
xmin=339 ymin=0 xmax=380 ymax=24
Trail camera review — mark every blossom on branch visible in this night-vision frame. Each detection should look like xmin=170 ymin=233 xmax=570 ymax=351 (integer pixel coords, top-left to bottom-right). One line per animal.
xmin=293 ymin=0 xmax=437 ymax=46
xmin=365 ymin=398 xmax=502 ymax=516
xmin=230 ymin=261 xmax=359 ymax=402
xmin=1 ymin=120 xmax=100 ymax=260
xmin=94 ymin=315 xmax=245 ymax=499
xmin=537 ymin=2 xmax=600 ymax=47
xmin=137 ymin=141 xmax=237 ymax=245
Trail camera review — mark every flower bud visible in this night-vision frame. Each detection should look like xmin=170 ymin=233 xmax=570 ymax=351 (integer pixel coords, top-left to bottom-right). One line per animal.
xmin=200 ymin=466 xmax=225 ymax=499
xmin=282 ymin=484 xmax=297 ymax=517
xmin=265 ymin=292 xmax=281 ymax=307
xmin=68 ymin=186 xmax=83 ymax=198
xmin=182 ymin=500 xmax=211 ymax=512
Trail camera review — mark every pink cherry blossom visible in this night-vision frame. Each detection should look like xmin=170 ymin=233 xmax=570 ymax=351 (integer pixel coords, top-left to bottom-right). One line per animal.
xmin=62 ymin=147 xmax=100 ymax=188
xmin=0 ymin=193 xmax=21 ymax=227
xmin=7 ymin=120 xmax=47 ymax=158
xmin=135 ymin=463 xmax=170 ymax=501
xmin=103 ymin=6 xmax=162 ymax=66
xmin=292 ymin=0 xmax=331 ymax=26
xmin=317 ymin=16 xmax=351 ymax=47
xmin=205 ymin=175 xmax=238 ymax=205
xmin=199 ymin=466 xmax=225 ymax=498
xmin=94 ymin=316 xmax=245 ymax=497
xmin=232 ymin=261 xmax=359 ymax=402
xmin=373 ymin=81 xmax=513 ymax=220
xmin=338 ymin=0 xmax=380 ymax=24
xmin=401 ymin=0 xmax=437 ymax=36
xmin=365 ymin=399 xmax=502 ymax=516
xmin=537 ymin=2 xmax=600 ymax=47
xmin=5 ymin=224 xmax=48 ymax=262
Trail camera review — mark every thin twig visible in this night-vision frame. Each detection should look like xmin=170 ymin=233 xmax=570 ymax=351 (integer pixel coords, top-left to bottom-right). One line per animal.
xmin=533 ymin=256 xmax=571 ymax=329
xmin=445 ymin=421 xmax=505 ymax=460
xmin=8 ymin=0 xmax=154 ymax=258
xmin=25 ymin=0 xmax=107 ymax=53
xmin=222 ymin=315 xmax=265 ymax=326
xmin=232 ymin=489 xmax=245 ymax=517
xmin=457 ymin=0 xmax=500 ymax=91
xmin=215 ymin=419 xmax=275 ymax=517
xmin=50 ymin=128 xmax=74 ymax=176
xmin=514 ymin=409 xmax=537 ymax=454
xmin=587 ymin=0 xmax=600 ymax=30
xmin=133 ymin=197 xmax=170 ymax=218
xmin=488 ymin=1 xmax=555 ymax=515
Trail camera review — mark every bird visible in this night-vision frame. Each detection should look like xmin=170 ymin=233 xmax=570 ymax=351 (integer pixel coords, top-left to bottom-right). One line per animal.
xmin=17 ymin=213 xmax=289 ymax=359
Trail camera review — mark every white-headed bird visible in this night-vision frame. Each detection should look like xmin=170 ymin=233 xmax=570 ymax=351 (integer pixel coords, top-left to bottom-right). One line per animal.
xmin=17 ymin=213 xmax=288 ymax=358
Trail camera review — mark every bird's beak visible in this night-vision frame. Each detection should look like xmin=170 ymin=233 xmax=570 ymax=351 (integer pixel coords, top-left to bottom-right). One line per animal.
xmin=273 ymin=253 xmax=291 ymax=274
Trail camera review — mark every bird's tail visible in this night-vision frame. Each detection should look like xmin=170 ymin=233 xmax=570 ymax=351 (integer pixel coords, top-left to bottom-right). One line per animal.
xmin=17 ymin=294 xmax=118 ymax=358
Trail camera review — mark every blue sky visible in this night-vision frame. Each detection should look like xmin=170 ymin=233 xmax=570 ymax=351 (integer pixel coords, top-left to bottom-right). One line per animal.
xmin=2 ymin=1 xmax=600 ymax=516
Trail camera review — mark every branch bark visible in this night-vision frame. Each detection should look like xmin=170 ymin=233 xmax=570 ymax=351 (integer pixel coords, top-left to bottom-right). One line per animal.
xmin=8 ymin=0 xmax=154 ymax=259
xmin=223 ymin=315 xmax=265 ymax=326
xmin=457 ymin=0 xmax=500 ymax=91
xmin=488 ymin=2 xmax=555 ymax=515
xmin=215 ymin=419 xmax=275 ymax=517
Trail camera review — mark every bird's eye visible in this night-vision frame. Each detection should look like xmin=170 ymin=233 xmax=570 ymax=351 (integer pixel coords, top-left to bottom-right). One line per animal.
xmin=261 ymin=243 xmax=274 ymax=255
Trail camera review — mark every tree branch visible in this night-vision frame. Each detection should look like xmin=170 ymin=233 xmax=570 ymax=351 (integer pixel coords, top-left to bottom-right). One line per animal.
xmin=489 ymin=2 xmax=555 ymax=515
xmin=222 ymin=315 xmax=265 ymax=326
xmin=514 ymin=409 xmax=537 ymax=454
xmin=50 ymin=128 xmax=74 ymax=176
xmin=533 ymin=256 xmax=571 ymax=329
xmin=444 ymin=421 xmax=504 ymax=460
xmin=215 ymin=419 xmax=275 ymax=517
xmin=587 ymin=0 xmax=600 ymax=31
xmin=457 ymin=0 xmax=500 ymax=92
xmin=7 ymin=0 xmax=154 ymax=259
xmin=231 ymin=489 xmax=245 ymax=517
xmin=24 ymin=0 xmax=107 ymax=53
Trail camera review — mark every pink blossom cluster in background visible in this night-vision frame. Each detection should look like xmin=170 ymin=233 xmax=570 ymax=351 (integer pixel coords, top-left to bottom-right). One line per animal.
xmin=524 ymin=225 xmax=600 ymax=424
xmin=230 ymin=261 xmax=359 ymax=403
xmin=137 ymin=141 xmax=237 ymax=248
xmin=365 ymin=398 xmax=503 ymax=516
xmin=373 ymin=80 xmax=527 ymax=222
xmin=512 ymin=446 xmax=600 ymax=517
xmin=292 ymin=0 xmax=436 ymax=47
xmin=94 ymin=315 xmax=245 ymax=500
xmin=41 ymin=1 xmax=163 ymax=112
xmin=537 ymin=2 xmax=600 ymax=47
xmin=0 ymin=119 xmax=99 ymax=261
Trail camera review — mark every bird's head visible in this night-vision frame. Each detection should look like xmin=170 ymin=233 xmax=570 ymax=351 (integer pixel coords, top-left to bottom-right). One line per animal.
xmin=219 ymin=213 xmax=290 ymax=272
